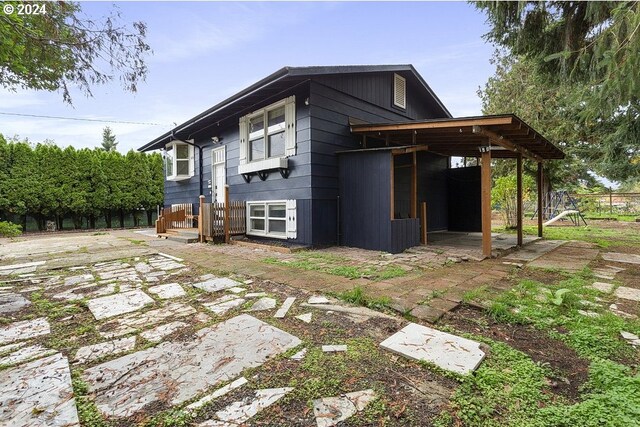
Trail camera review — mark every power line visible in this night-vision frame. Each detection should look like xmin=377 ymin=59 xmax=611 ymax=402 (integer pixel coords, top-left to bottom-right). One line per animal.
xmin=0 ymin=111 xmax=164 ymax=126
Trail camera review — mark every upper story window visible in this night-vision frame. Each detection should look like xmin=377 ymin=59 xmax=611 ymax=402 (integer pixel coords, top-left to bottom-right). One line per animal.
xmin=393 ymin=73 xmax=406 ymax=109
xmin=165 ymin=140 xmax=194 ymax=181
xmin=239 ymin=96 xmax=296 ymax=174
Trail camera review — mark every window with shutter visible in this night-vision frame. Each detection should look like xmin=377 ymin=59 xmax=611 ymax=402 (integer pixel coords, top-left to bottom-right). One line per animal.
xmin=238 ymin=97 xmax=296 ymax=174
xmin=246 ymin=200 xmax=294 ymax=239
xmin=393 ymin=73 xmax=406 ymax=109
xmin=165 ymin=141 xmax=195 ymax=181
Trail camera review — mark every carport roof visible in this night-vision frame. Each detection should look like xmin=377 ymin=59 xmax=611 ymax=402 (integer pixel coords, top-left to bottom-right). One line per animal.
xmin=350 ymin=114 xmax=564 ymax=161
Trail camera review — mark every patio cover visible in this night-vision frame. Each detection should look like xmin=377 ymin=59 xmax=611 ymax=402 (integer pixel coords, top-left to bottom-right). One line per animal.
xmin=350 ymin=114 xmax=564 ymax=161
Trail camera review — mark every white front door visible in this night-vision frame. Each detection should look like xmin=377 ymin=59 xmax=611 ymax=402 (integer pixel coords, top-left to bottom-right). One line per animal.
xmin=212 ymin=146 xmax=226 ymax=203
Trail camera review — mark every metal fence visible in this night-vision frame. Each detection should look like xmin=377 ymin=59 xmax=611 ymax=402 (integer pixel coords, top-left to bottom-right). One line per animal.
xmin=571 ymin=192 xmax=640 ymax=216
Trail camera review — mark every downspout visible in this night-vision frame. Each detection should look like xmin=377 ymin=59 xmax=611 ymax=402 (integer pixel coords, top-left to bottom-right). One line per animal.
xmin=170 ymin=133 xmax=204 ymax=197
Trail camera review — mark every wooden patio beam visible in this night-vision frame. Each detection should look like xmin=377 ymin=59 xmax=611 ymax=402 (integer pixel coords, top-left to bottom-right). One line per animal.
xmin=472 ymin=125 xmax=543 ymax=163
xmin=350 ymin=116 xmax=514 ymax=133
xmin=391 ymin=145 xmax=428 ymax=155
xmin=537 ymin=162 xmax=544 ymax=238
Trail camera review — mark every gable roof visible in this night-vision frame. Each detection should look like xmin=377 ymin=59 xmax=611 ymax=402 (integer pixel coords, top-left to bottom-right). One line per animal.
xmin=138 ymin=65 xmax=451 ymax=152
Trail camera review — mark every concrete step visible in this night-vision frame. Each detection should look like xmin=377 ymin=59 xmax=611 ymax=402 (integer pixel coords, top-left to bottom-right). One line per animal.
xmin=165 ymin=235 xmax=199 ymax=244
xmin=165 ymin=229 xmax=199 ymax=239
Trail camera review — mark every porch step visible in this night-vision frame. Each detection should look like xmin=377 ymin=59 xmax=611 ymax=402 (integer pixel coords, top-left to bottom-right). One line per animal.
xmin=165 ymin=235 xmax=199 ymax=244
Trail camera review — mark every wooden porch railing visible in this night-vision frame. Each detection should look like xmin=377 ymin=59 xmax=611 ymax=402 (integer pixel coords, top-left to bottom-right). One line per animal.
xmin=200 ymin=200 xmax=246 ymax=242
xmin=155 ymin=204 xmax=193 ymax=234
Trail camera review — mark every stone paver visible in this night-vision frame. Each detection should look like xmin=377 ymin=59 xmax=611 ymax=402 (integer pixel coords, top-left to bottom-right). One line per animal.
xmin=308 ymin=296 xmax=330 ymax=304
xmin=74 ymin=337 xmax=137 ymax=364
xmin=296 ymin=313 xmax=313 ymax=323
xmin=193 ymin=278 xmax=243 ymax=293
xmin=602 ymin=252 xmax=640 ymax=265
xmin=98 ymin=302 xmax=196 ymax=338
xmin=213 ymin=387 xmax=293 ymax=425
xmin=590 ymin=282 xmax=615 ymax=293
xmin=147 ymin=283 xmax=186 ymax=299
xmin=140 ymin=321 xmax=188 ymax=342
xmin=0 ymin=317 xmax=50 ymax=345
xmin=322 ymin=345 xmax=347 ymax=352
xmin=0 ymin=344 xmax=56 ymax=366
xmin=274 ymin=297 xmax=296 ymax=318
xmin=187 ymin=377 xmax=249 ymax=411
xmin=503 ymin=240 xmax=565 ymax=262
xmin=380 ymin=323 xmax=485 ymax=375
xmin=528 ymin=243 xmax=599 ymax=272
xmin=248 ymin=297 xmax=277 ymax=312
xmin=313 ymin=389 xmax=376 ymax=427
xmin=83 ymin=314 xmax=301 ymax=417
xmin=87 ymin=289 xmax=155 ymax=320
xmin=614 ymin=286 xmax=640 ymax=302
xmin=290 ymin=348 xmax=307 ymax=360
xmin=0 ymin=292 xmax=31 ymax=314
xmin=204 ymin=296 xmax=246 ymax=315
xmin=0 ymin=353 xmax=79 ymax=426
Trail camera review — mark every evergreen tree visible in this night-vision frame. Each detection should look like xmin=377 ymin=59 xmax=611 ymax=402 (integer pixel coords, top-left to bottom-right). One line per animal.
xmin=101 ymin=127 xmax=118 ymax=152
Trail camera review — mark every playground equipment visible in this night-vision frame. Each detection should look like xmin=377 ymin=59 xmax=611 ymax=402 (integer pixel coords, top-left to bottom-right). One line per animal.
xmin=532 ymin=191 xmax=587 ymax=226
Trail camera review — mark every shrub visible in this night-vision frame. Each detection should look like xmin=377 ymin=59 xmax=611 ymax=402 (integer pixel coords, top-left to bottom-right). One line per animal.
xmin=0 ymin=221 xmax=22 ymax=238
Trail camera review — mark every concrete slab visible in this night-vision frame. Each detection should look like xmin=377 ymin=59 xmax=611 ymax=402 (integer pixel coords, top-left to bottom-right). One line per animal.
xmin=615 ymin=286 xmax=640 ymax=302
xmin=64 ymin=273 xmax=94 ymax=286
xmin=274 ymin=297 xmax=296 ymax=318
xmin=300 ymin=303 xmax=397 ymax=321
xmin=308 ymin=296 xmax=330 ymax=304
xmin=0 ymin=353 xmax=79 ymax=426
xmin=193 ymin=278 xmax=243 ymax=293
xmin=147 ymin=283 xmax=186 ymax=299
xmin=186 ymin=377 xmax=248 ymax=411
xmin=380 ymin=323 xmax=485 ymax=375
xmin=290 ymin=348 xmax=307 ymax=360
xmin=86 ymin=289 xmax=154 ymax=320
xmin=227 ymin=287 xmax=246 ymax=294
xmin=214 ymin=387 xmax=293 ymax=425
xmin=53 ymin=282 xmax=116 ymax=301
xmin=0 ymin=292 xmax=31 ymax=314
xmin=248 ymin=297 xmax=277 ymax=312
xmin=602 ymin=252 xmax=640 ymax=265
xmin=0 ymin=317 xmax=50 ymax=345
xmin=73 ymin=337 xmax=137 ymax=364
xmin=244 ymin=292 xmax=267 ymax=298
xmin=83 ymin=314 xmax=301 ymax=418
xmin=0 ymin=261 xmax=45 ymax=276
xmin=528 ymin=244 xmax=599 ymax=272
xmin=313 ymin=389 xmax=376 ymax=427
xmin=98 ymin=302 xmax=197 ymax=338
xmin=503 ymin=240 xmax=565 ymax=262
xmin=140 ymin=321 xmax=188 ymax=342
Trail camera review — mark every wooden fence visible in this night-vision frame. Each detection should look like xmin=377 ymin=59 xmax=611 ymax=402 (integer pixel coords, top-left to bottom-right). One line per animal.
xmin=200 ymin=200 xmax=246 ymax=241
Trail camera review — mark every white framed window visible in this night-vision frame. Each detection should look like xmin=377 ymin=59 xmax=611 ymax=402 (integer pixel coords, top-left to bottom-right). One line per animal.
xmin=393 ymin=73 xmax=406 ymax=109
xmin=246 ymin=200 xmax=297 ymax=239
xmin=239 ymin=96 xmax=296 ymax=174
xmin=165 ymin=141 xmax=195 ymax=181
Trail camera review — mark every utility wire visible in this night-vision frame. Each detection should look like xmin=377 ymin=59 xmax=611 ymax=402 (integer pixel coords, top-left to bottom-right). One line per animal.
xmin=0 ymin=111 xmax=164 ymax=126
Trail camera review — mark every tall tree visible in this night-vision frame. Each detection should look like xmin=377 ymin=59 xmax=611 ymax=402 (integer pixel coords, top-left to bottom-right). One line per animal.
xmin=476 ymin=1 xmax=640 ymax=183
xmin=0 ymin=1 xmax=150 ymax=104
xmin=101 ymin=127 xmax=118 ymax=152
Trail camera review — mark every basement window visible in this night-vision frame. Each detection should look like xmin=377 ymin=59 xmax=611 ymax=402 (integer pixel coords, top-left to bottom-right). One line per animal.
xmin=246 ymin=200 xmax=297 ymax=239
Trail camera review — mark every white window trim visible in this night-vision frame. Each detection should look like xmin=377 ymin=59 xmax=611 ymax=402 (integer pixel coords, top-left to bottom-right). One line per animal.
xmin=246 ymin=199 xmax=296 ymax=240
xmin=393 ymin=73 xmax=407 ymax=109
xmin=165 ymin=140 xmax=195 ymax=182
xmin=239 ymin=96 xmax=296 ymax=172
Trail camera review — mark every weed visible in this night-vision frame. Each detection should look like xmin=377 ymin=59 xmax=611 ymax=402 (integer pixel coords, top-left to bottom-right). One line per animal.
xmin=462 ymin=285 xmax=488 ymax=304
xmin=72 ymin=371 xmax=111 ymax=427
xmin=334 ymin=286 xmax=391 ymax=310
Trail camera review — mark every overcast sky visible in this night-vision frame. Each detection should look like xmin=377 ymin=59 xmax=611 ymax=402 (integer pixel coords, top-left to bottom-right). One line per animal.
xmin=0 ymin=1 xmax=496 ymax=153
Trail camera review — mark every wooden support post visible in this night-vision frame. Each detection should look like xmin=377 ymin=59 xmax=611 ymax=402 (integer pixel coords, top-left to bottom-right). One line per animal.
xmin=420 ymin=202 xmax=427 ymax=245
xmin=516 ymin=154 xmax=523 ymax=246
xmin=411 ymin=151 xmax=417 ymax=218
xmin=537 ymin=162 xmax=544 ymax=238
xmin=481 ymin=148 xmax=492 ymax=258
xmin=224 ymin=185 xmax=230 ymax=244
xmin=198 ymin=195 xmax=205 ymax=243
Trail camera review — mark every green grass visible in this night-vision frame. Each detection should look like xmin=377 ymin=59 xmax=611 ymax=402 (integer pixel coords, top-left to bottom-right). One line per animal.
xmin=485 ymin=273 xmax=640 ymax=360
xmin=263 ymin=252 xmax=407 ymax=281
xmin=333 ymin=286 xmax=391 ymax=310
xmin=496 ymin=225 xmax=640 ymax=248
xmin=435 ymin=337 xmax=640 ymax=427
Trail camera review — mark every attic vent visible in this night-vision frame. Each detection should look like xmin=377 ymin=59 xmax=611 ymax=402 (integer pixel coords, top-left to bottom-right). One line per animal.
xmin=393 ymin=73 xmax=406 ymax=109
